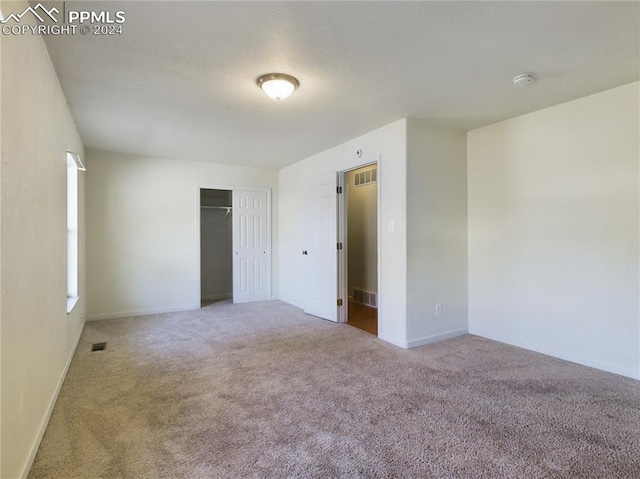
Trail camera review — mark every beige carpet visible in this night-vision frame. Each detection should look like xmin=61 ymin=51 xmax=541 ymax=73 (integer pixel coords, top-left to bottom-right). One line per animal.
xmin=29 ymin=300 xmax=640 ymax=478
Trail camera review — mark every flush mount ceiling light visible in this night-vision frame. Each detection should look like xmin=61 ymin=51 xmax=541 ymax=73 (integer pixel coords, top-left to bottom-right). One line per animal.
xmin=257 ymin=73 xmax=299 ymax=100
xmin=512 ymin=73 xmax=536 ymax=87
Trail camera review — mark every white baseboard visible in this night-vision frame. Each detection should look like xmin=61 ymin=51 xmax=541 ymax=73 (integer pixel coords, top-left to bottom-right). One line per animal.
xmin=19 ymin=320 xmax=85 ymax=479
xmin=377 ymin=332 xmax=409 ymax=348
xmin=87 ymin=304 xmax=199 ymax=321
xmin=378 ymin=328 xmax=468 ymax=349
xmin=201 ymin=293 xmax=232 ymax=301
xmin=470 ymin=327 xmax=640 ymax=380
xmin=406 ymin=328 xmax=469 ymax=349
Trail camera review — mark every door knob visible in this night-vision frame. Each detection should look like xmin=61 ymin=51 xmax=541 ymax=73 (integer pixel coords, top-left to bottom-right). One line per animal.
xmin=302 ymin=250 xmax=308 ymax=255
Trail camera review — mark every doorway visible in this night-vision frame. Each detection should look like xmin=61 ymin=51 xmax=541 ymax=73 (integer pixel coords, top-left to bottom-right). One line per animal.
xmin=198 ymin=186 xmax=272 ymax=307
xmin=200 ymin=189 xmax=233 ymax=306
xmin=342 ymin=164 xmax=378 ymax=335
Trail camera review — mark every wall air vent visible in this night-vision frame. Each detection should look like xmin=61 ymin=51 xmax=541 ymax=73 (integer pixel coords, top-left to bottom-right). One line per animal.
xmin=353 ymin=288 xmax=377 ymax=308
xmin=354 ymin=168 xmax=377 ymax=187
xmin=91 ymin=342 xmax=107 ymax=352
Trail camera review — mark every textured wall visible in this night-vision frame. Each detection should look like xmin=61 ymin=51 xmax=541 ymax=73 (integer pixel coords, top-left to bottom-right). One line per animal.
xmin=468 ymin=82 xmax=640 ymax=379
xmin=86 ymin=151 xmax=278 ymax=319
xmin=1 ymin=5 xmax=86 ymax=476
xmin=406 ymin=120 xmax=468 ymax=346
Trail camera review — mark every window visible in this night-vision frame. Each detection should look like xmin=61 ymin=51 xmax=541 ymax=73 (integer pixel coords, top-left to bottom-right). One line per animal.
xmin=66 ymin=151 xmax=85 ymax=313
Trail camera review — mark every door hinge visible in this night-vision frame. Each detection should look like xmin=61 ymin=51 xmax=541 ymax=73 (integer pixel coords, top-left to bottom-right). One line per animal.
xmin=337 ymin=242 xmax=343 ymax=250
xmin=337 ymin=299 xmax=343 ymax=306
xmin=337 ymin=186 xmax=343 ymax=194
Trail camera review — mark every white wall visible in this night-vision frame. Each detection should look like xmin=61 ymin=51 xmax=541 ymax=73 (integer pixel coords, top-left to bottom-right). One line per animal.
xmin=1 ymin=5 xmax=86 ymax=476
xmin=86 ymin=151 xmax=278 ymax=319
xmin=406 ymin=120 xmax=468 ymax=347
xmin=468 ymin=82 xmax=640 ymax=379
xmin=279 ymin=120 xmax=408 ymax=345
xmin=0 ymin=22 xmax=3 ymax=476
xmin=0 ymin=12 xmax=4 ymax=475
xmin=347 ymin=165 xmax=378 ymax=296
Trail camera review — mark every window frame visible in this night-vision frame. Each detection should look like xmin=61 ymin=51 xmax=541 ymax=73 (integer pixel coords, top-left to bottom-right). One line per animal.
xmin=66 ymin=151 xmax=85 ymax=314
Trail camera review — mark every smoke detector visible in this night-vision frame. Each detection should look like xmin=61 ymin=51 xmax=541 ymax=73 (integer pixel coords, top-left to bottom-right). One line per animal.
xmin=512 ymin=73 xmax=536 ymax=87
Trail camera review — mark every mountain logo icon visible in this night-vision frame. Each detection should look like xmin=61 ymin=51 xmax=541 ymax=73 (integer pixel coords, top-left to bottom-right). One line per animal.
xmin=1 ymin=3 xmax=59 ymax=24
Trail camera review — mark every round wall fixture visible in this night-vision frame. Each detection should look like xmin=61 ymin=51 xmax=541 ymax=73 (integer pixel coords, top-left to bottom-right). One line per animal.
xmin=257 ymin=73 xmax=299 ymax=100
xmin=512 ymin=73 xmax=536 ymax=87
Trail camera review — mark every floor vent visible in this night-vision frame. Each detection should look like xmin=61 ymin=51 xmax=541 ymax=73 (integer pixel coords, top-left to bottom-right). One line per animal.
xmin=91 ymin=342 xmax=107 ymax=352
xmin=354 ymin=168 xmax=377 ymax=187
xmin=353 ymin=288 xmax=377 ymax=308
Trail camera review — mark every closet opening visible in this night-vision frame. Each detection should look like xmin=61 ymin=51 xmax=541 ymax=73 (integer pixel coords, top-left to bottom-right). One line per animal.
xmin=344 ymin=164 xmax=378 ymax=335
xmin=200 ymin=188 xmax=232 ymax=307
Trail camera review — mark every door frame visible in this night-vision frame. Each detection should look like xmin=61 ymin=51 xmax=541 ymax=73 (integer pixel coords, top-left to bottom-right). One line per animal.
xmin=196 ymin=184 xmax=272 ymax=306
xmin=337 ymin=161 xmax=380 ymax=326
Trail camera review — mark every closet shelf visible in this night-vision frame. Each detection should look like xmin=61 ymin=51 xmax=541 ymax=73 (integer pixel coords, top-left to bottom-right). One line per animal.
xmin=201 ymin=206 xmax=232 ymax=216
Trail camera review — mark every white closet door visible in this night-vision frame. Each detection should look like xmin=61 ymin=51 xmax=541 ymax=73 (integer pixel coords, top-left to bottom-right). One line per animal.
xmin=232 ymin=189 xmax=270 ymax=303
xmin=303 ymin=173 xmax=338 ymax=321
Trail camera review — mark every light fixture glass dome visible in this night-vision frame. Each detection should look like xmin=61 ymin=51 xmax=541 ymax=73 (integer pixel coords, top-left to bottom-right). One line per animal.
xmin=257 ymin=73 xmax=299 ymax=100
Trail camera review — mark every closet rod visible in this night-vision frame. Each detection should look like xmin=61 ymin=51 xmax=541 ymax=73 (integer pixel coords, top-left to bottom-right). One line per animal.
xmin=200 ymin=206 xmax=232 ymax=210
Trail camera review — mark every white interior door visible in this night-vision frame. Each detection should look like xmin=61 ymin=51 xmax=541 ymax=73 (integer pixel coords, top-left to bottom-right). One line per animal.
xmin=303 ymin=173 xmax=338 ymax=321
xmin=233 ymin=189 xmax=269 ymax=303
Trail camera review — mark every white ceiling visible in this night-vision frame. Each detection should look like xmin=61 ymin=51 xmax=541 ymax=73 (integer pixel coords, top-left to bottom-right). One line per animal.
xmin=41 ymin=1 xmax=639 ymax=169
